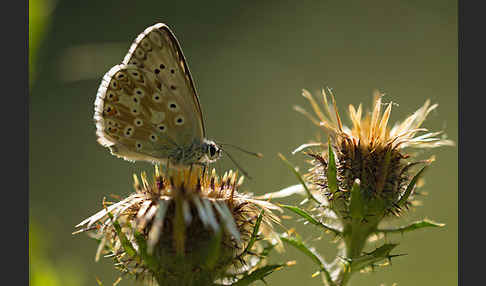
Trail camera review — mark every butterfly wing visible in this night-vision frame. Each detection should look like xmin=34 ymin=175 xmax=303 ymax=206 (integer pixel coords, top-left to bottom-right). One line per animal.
xmin=94 ymin=23 xmax=206 ymax=163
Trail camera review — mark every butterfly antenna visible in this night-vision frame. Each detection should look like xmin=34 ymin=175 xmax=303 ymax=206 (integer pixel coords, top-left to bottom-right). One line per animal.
xmin=218 ymin=143 xmax=263 ymax=158
xmin=221 ymin=149 xmax=253 ymax=180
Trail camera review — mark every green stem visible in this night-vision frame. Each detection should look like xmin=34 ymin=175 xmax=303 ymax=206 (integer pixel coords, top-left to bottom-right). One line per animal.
xmin=336 ymin=219 xmax=380 ymax=286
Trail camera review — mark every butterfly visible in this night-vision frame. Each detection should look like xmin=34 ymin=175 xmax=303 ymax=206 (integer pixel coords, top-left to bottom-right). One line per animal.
xmin=94 ymin=23 xmax=222 ymax=167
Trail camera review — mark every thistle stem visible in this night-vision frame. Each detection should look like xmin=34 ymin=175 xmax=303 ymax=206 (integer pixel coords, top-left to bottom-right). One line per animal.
xmin=335 ymin=219 xmax=380 ymax=286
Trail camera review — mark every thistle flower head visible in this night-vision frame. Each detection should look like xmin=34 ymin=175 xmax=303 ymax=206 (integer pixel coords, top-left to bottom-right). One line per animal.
xmin=261 ymin=88 xmax=453 ymax=286
xmin=74 ymin=166 xmax=282 ymax=286
xmin=295 ymin=88 xmax=454 ymax=218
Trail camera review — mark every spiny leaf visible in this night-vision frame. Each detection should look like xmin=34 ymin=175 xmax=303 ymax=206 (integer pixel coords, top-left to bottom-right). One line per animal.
xmin=281 ymin=204 xmax=320 ymax=225
xmin=280 ymin=204 xmax=341 ymax=235
xmin=243 ymin=209 xmax=264 ymax=255
xmin=107 ymin=212 xmax=137 ymax=257
xmin=233 ymin=264 xmax=287 ymax=286
xmin=377 ymin=219 xmax=445 ymax=234
xmin=281 ymin=236 xmax=335 ymax=286
xmin=281 ymin=236 xmax=323 ymax=268
xmin=345 ymin=243 xmax=399 ymax=272
xmin=398 ymin=165 xmax=428 ymax=206
xmin=327 ymin=138 xmax=338 ymax=194
xmin=278 ymin=153 xmax=321 ymax=205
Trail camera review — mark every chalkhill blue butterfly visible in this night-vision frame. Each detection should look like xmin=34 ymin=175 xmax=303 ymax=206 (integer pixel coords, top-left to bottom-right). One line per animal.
xmin=94 ymin=23 xmax=223 ymax=167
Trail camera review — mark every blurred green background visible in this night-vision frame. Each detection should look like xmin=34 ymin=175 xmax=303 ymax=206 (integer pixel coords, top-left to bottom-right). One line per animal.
xmin=29 ymin=0 xmax=457 ymax=285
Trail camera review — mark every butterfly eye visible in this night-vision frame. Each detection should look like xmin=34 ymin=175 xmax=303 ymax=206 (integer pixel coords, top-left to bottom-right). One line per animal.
xmin=209 ymin=145 xmax=217 ymax=157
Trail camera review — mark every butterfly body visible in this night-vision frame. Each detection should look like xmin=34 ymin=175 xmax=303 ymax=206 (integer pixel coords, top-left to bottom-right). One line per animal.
xmin=94 ymin=23 xmax=222 ymax=166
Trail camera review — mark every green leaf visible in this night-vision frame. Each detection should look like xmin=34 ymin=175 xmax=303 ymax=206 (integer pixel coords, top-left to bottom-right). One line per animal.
xmin=345 ymin=243 xmax=399 ymax=272
xmin=243 ymin=210 xmax=264 ymax=255
xmin=327 ymin=138 xmax=338 ymax=194
xmin=349 ymin=180 xmax=364 ymax=221
xmin=281 ymin=205 xmax=320 ymax=225
xmin=233 ymin=264 xmax=287 ymax=286
xmin=377 ymin=219 xmax=445 ymax=234
xmin=107 ymin=212 xmax=137 ymax=257
xmin=397 ymin=165 xmax=428 ymax=206
xmin=278 ymin=153 xmax=321 ymax=205
xmin=280 ymin=204 xmax=341 ymax=235
xmin=281 ymin=236 xmax=335 ymax=286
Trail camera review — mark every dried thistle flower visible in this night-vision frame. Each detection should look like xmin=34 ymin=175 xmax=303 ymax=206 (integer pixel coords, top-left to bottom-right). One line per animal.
xmin=74 ymin=166 xmax=285 ymax=286
xmin=266 ymin=88 xmax=453 ymax=286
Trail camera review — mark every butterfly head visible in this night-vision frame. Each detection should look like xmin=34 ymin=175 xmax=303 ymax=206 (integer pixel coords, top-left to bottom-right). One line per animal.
xmin=202 ymin=139 xmax=222 ymax=163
